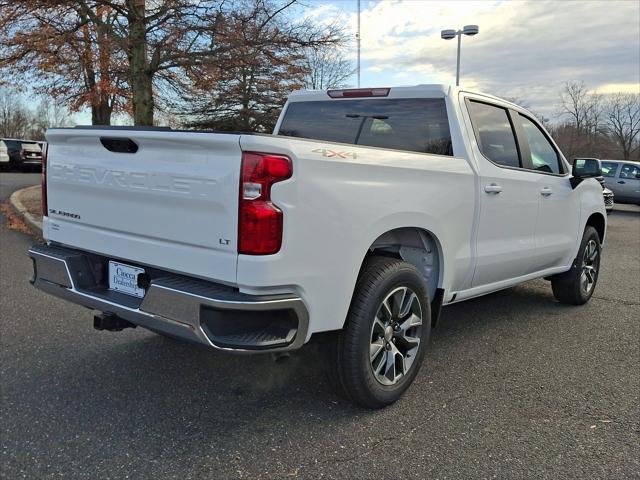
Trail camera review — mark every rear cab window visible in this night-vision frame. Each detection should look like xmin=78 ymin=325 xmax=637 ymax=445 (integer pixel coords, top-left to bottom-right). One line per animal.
xmin=277 ymin=98 xmax=453 ymax=156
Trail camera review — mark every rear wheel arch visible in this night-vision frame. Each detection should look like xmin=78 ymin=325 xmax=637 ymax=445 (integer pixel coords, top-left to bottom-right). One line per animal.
xmin=362 ymin=227 xmax=444 ymax=327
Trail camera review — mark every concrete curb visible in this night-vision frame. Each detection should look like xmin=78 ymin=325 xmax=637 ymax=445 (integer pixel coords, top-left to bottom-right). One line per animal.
xmin=9 ymin=185 xmax=43 ymax=233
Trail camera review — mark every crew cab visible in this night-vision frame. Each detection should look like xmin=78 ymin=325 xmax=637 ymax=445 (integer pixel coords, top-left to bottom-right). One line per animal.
xmin=29 ymin=85 xmax=606 ymax=408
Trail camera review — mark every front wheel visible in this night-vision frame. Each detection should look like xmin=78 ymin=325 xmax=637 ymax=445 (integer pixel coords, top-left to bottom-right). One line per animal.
xmin=327 ymin=256 xmax=431 ymax=409
xmin=551 ymin=226 xmax=601 ymax=305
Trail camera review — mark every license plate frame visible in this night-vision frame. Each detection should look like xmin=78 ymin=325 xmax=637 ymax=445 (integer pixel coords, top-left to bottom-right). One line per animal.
xmin=108 ymin=261 xmax=146 ymax=298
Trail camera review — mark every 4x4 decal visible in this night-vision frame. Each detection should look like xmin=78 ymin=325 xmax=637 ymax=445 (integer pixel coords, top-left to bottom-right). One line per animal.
xmin=311 ymin=148 xmax=357 ymax=159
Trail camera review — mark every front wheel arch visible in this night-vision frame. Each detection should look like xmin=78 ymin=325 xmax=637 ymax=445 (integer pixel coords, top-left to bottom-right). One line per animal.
xmin=585 ymin=212 xmax=606 ymax=244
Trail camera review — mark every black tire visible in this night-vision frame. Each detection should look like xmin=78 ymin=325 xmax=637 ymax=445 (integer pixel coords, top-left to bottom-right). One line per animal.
xmin=327 ymin=256 xmax=431 ymax=409
xmin=551 ymin=226 xmax=601 ymax=305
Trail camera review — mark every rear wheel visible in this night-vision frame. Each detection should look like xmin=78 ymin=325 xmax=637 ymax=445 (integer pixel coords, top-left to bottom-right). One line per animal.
xmin=551 ymin=226 xmax=601 ymax=305
xmin=327 ymin=256 xmax=431 ymax=409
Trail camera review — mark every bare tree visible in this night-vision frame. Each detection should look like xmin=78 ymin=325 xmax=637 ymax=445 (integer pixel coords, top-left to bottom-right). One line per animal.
xmin=603 ymin=93 xmax=640 ymax=160
xmin=557 ymin=81 xmax=605 ymax=158
xmin=32 ymin=97 xmax=74 ymax=136
xmin=559 ymin=81 xmax=591 ymax=132
xmin=0 ymin=87 xmax=75 ymax=140
xmin=0 ymin=1 xmax=128 ymax=125
xmin=2 ymin=0 xmax=344 ymax=126
xmin=302 ymin=44 xmax=354 ymax=90
xmin=175 ymin=0 xmax=342 ymax=132
xmin=0 ymin=90 xmax=32 ymax=138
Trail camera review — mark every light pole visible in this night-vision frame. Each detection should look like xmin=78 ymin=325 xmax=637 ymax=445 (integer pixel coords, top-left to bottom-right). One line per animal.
xmin=441 ymin=25 xmax=479 ymax=86
xmin=357 ymin=0 xmax=361 ymax=87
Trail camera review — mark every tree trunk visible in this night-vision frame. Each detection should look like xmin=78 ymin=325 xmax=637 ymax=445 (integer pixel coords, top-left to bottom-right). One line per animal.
xmin=131 ymin=70 xmax=154 ymax=125
xmin=129 ymin=0 xmax=154 ymax=125
xmin=95 ymin=5 xmax=113 ymax=126
xmin=91 ymin=103 xmax=112 ymax=125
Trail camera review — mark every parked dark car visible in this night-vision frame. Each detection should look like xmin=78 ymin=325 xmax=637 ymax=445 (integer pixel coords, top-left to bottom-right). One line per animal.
xmin=1 ymin=138 xmax=43 ymax=171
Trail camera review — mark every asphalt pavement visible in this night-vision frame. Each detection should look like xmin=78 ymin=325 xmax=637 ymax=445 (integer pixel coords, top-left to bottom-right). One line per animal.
xmin=1 ymin=172 xmax=639 ymax=479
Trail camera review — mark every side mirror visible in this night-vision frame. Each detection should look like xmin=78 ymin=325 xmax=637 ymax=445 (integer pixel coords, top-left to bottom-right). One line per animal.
xmin=571 ymin=158 xmax=602 ymax=189
xmin=635 ymin=172 xmax=640 ymax=179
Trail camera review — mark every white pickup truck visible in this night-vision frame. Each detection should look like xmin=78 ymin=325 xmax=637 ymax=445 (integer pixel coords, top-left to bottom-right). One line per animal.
xmin=29 ymin=85 xmax=606 ymax=408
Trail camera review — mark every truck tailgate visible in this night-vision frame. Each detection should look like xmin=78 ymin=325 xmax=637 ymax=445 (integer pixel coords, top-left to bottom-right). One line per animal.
xmin=44 ymin=129 xmax=241 ymax=284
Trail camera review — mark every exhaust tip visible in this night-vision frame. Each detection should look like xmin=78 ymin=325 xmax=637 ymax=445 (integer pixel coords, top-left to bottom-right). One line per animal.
xmin=271 ymin=352 xmax=291 ymax=363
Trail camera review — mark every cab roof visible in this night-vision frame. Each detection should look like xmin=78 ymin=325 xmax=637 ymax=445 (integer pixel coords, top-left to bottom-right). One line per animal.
xmin=287 ymin=84 xmax=518 ymax=108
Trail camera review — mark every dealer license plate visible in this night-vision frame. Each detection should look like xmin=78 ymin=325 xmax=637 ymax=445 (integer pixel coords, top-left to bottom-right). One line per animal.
xmin=108 ymin=261 xmax=146 ymax=298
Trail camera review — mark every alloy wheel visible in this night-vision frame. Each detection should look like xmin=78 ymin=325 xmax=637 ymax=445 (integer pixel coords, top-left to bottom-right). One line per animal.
xmin=369 ymin=286 xmax=423 ymax=386
xmin=580 ymin=239 xmax=599 ymax=295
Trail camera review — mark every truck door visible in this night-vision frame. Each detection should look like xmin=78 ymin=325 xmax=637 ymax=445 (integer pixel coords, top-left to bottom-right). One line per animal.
xmin=513 ymin=113 xmax=580 ymax=271
xmin=465 ymin=99 xmax=540 ymax=287
xmin=616 ymin=163 xmax=640 ymax=203
xmin=601 ymin=161 xmax=621 ymax=195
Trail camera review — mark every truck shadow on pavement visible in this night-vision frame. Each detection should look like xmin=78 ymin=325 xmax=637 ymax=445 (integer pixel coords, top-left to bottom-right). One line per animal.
xmin=12 ymin=280 xmax=573 ymax=437
xmin=11 ymin=281 xmax=620 ymax=478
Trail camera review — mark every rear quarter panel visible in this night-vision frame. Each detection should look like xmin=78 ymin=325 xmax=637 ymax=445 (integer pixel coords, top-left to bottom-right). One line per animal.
xmin=237 ymin=135 xmax=476 ymax=337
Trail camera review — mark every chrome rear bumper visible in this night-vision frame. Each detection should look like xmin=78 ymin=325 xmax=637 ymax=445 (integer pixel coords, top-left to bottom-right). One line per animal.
xmin=28 ymin=244 xmax=308 ymax=353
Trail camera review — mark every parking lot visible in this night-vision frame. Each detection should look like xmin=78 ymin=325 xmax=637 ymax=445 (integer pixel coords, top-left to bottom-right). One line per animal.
xmin=1 ymin=173 xmax=639 ymax=479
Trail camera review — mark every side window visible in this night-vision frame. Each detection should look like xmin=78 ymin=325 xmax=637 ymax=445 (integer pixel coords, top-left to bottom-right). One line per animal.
xmin=467 ymin=100 xmax=520 ymax=168
xmin=601 ymin=162 xmax=619 ymax=177
xmin=620 ymin=164 xmax=640 ymax=179
xmin=518 ymin=114 xmax=562 ymax=174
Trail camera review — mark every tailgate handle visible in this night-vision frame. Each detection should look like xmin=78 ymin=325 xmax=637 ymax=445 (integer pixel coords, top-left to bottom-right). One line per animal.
xmin=100 ymin=137 xmax=139 ymax=153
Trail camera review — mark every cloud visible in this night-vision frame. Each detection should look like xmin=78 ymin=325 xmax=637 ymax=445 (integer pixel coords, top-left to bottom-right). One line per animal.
xmin=312 ymin=0 xmax=640 ymax=117
xmin=591 ymin=83 xmax=640 ymax=95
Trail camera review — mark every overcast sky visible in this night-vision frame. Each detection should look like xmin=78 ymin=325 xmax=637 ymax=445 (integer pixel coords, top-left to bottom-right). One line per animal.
xmin=62 ymin=0 xmax=639 ymax=125
xmin=308 ymin=0 xmax=640 ymax=119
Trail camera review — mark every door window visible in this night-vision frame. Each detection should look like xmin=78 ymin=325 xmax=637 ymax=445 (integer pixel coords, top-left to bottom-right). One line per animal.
xmin=601 ymin=161 xmax=619 ymax=177
xmin=467 ymin=101 xmax=520 ymax=168
xmin=518 ymin=114 xmax=562 ymax=174
xmin=620 ymin=164 xmax=640 ymax=179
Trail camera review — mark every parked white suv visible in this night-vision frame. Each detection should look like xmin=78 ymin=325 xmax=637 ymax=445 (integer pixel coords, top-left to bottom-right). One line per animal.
xmin=29 ymin=85 xmax=606 ymax=408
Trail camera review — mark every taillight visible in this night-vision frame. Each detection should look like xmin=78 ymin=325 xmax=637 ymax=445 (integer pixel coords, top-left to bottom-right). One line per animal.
xmin=41 ymin=143 xmax=48 ymax=217
xmin=238 ymin=152 xmax=292 ymax=255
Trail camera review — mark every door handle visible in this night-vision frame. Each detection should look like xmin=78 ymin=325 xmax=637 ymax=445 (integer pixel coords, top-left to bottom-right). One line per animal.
xmin=618 ymin=180 xmax=626 ymax=184
xmin=484 ymin=183 xmax=502 ymax=194
xmin=540 ymin=187 xmax=553 ymax=196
